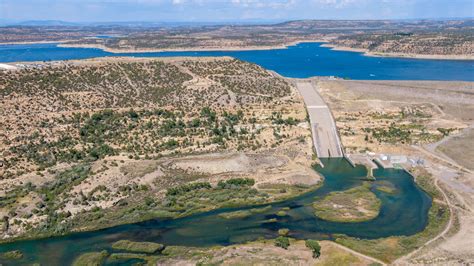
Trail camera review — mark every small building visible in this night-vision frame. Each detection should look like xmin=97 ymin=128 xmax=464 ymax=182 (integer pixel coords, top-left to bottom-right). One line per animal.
xmin=390 ymin=155 xmax=407 ymax=164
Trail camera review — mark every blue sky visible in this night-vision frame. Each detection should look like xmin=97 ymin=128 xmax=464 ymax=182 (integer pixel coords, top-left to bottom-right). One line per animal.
xmin=1 ymin=0 xmax=472 ymax=22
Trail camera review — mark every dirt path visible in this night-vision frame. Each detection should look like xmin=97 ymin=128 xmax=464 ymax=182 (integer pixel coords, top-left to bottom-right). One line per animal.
xmin=330 ymin=241 xmax=387 ymax=265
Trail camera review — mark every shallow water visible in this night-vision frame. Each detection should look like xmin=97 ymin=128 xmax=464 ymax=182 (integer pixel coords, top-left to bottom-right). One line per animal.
xmin=0 ymin=158 xmax=431 ymax=265
xmin=1 ymin=42 xmax=472 ymax=80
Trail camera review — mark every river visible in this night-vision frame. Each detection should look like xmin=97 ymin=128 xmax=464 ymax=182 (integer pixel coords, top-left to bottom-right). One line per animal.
xmin=0 ymin=158 xmax=431 ymax=265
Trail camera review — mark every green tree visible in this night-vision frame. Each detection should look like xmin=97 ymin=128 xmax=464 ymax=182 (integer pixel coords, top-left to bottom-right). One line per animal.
xmin=305 ymin=239 xmax=321 ymax=258
xmin=275 ymin=236 xmax=290 ymax=249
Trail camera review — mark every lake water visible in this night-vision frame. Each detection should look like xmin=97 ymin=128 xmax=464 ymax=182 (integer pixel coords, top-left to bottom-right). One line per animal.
xmin=0 ymin=158 xmax=431 ymax=265
xmin=1 ymin=42 xmax=473 ymax=80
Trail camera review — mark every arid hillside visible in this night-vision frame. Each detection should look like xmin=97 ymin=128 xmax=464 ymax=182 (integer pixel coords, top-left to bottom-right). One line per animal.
xmin=329 ymin=32 xmax=474 ymax=57
xmin=0 ymin=57 xmax=316 ymax=240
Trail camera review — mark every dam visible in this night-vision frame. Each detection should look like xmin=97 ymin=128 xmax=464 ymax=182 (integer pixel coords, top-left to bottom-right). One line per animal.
xmin=295 ymin=81 xmax=344 ymax=158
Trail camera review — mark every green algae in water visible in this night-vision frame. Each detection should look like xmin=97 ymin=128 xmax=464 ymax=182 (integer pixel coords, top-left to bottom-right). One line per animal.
xmin=0 ymin=158 xmax=431 ymax=265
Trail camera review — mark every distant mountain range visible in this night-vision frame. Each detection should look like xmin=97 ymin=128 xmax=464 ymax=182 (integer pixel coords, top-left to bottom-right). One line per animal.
xmin=1 ymin=18 xmax=472 ymax=28
xmin=0 ymin=19 xmax=284 ymax=27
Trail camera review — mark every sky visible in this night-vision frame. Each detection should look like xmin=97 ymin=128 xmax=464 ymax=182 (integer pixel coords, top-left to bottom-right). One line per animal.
xmin=0 ymin=0 xmax=472 ymax=23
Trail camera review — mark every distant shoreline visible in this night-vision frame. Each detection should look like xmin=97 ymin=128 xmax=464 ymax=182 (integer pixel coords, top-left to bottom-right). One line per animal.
xmin=56 ymin=39 xmax=328 ymax=53
xmin=45 ymin=40 xmax=474 ymax=61
xmin=320 ymin=44 xmax=474 ymax=61
xmin=2 ymin=39 xmax=473 ymax=62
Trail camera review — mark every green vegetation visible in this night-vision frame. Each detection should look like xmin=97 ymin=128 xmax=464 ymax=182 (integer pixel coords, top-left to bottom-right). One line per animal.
xmin=271 ymin=112 xmax=299 ymax=126
xmin=275 ymin=236 xmax=290 ymax=249
xmin=375 ymin=181 xmax=397 ymax=194
xmin=108 ymin=253 xmax=156 ymax=264
xmin=166 ymin=182 xmax=212 ymax=196
xmin=218 ymin=206 xmax=272 ymax=219
xmin=217 ymin=178 xmax=255 ymax=189
xmin=413 ymin=172 xmax=443 ymax=201
xmin=111 ymin=240 xmax=165 ymax=254
xmin=365 ymin=123 xmax=442 ymax=144
xmin=258 ymin=183 xmax=318 ymax=201
xmin=72 ymin=250 xmax=108 ymax=266
xmin=305 ymin=239 xmax=321 ymax=258
xmin=0 ymin=250 xmax=23 ymax=260
xmin=218 ymin=210 xmax=253 ymax=219
xmin=376 ymin=185 xmax=396 ymax=194
xmin=278 ymin=228 xmax=290 ymax=236
xmin=163 ymin=178 xmax=269 ymax=217
xmin=313 ymin=185 xmax=381 ymax=222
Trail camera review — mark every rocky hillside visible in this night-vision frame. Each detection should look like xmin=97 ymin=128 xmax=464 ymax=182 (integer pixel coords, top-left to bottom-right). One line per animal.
xmin=330 ymin=32 xmax=474 ymax=56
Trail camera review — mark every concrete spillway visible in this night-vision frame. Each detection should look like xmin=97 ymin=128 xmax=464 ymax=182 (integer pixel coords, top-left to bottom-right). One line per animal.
xmin=296 ymin=81 xmax=344 ymax=158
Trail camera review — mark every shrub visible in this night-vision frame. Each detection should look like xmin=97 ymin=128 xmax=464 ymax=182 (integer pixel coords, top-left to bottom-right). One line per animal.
xmin=305 ymin=239 xmax=321 ymax=258
xmin=217 ymin=178 xmax=255 ymax=189
xmin=166 ymin=182 xmax=212 ymax=196
xmin=278 ymin=228 xmax=290 ymax=236
xmin=275 ymin=236 xmax=290 ymax=249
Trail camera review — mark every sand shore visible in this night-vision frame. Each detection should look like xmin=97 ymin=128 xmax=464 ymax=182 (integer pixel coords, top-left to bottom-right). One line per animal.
xmin=321 ymin=44 xmax=474 ymax=60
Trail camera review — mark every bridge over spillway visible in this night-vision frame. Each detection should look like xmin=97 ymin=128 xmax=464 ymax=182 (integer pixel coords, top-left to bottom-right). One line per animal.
xmin=295 ymin=81 xmax=344 ymax=158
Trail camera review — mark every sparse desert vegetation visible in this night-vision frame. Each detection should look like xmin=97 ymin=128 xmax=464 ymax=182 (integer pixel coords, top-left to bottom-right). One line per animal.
xmin=328 ymin=31 xmax=473 ymax=59
xmin=0 ymin=57 xmax=316 ymax=241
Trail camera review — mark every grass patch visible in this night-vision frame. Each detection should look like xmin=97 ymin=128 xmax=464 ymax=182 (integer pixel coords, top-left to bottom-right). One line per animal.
xmin=313 ymin=185 xmax=381 ymax=222
xmin=218 ymin=205 xmax=272 ymax=219
xmin=318 ymin=244 xmax=364 ymax=266
xmin=411 ymin=169 xmax=443 ymax=201
xmin=218 ymin=210 xmax=253 ymax=219
xmin=258 ymin=183 xmax=319 ymax=201
xmin=376 ymin=185 xmax=396 ymax=194
xmin=278 ymin=228 xmax=290 ymax=236
xmin=0 ymin=250 xmax=23 ymax=260
xmin=72 ymin=250 xmax=108 ymax=266
xmin=111 ymin=240 xmax=165 ymax=254
xmin=375 ymin=181 xmax=397 ymax=194
xmin=108 ymin=253 xmax=159 ymax=265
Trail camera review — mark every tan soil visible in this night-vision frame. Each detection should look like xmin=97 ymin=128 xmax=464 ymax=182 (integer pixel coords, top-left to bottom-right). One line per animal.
xmin=316 ymin=79 xmax=474 ymax=265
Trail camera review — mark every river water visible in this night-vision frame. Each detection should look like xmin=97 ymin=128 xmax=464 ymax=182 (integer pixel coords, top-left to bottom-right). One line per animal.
xmin=0 ymin=158 xmax=431 ymax=265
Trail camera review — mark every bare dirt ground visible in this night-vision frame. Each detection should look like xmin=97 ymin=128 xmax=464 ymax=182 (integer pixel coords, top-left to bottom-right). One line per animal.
xmin=157 ymin=240 xmax=378 ymax=266
xmin=317 ymin=79 xmax=474 ymax=265
xmin=434 ymin=126 xmax=474 ymax=171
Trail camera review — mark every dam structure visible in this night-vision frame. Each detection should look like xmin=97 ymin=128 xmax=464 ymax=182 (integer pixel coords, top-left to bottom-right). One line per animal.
xmin=295 ymin=81 xmax=344 ymax=158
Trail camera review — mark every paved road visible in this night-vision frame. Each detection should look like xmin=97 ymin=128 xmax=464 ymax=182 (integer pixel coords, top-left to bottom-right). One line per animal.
xmin=296 ymin=81 xmax=343 ymax=158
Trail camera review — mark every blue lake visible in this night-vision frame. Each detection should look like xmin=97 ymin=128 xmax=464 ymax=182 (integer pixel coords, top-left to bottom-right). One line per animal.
xmin=1 ymin=42 xmax=473 ymax=81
